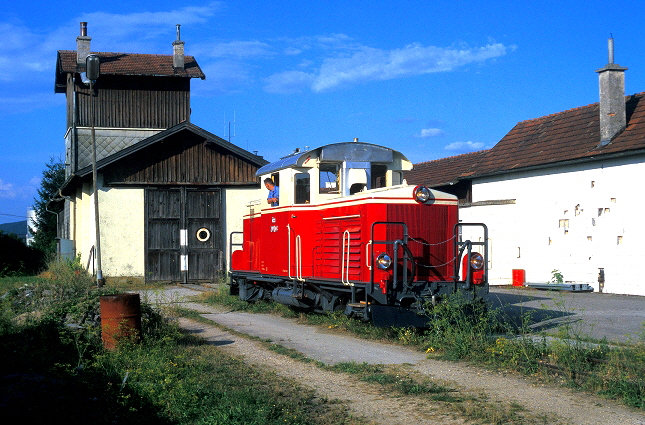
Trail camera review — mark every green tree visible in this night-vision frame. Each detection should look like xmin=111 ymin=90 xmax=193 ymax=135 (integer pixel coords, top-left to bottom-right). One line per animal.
xmin=31 ymin=157 xmax=65 ymax=259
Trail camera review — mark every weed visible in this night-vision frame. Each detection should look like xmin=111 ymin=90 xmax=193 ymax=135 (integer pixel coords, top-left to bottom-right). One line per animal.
xmin=207 ymin=287 xmax=645 ymax=413
xmin=0 ymin=264 xmax=358 ymax=425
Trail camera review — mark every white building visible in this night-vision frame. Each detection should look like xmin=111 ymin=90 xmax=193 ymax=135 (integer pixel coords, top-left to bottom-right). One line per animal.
xmin=406 ymin=41 xmax=645 ymax=295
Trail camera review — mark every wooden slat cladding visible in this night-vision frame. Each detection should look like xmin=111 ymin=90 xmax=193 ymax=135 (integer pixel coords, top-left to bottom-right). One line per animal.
xmin=146 ymin=188 xmax=182 ymax=282
xmin=73 ymin=75 xmax=190 ymax=129
xmin=145 ymin=187 xmax=224 ymax=283
xmin=103 ymin=132 xmax=261 ymax=185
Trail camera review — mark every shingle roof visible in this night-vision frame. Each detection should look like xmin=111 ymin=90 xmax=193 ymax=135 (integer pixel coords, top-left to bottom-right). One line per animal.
xmin=55 ymin=50 xmax=205 ymax=91
xmin=404 ymin=150 xmax=488 ymax=186
xmin=406 ymin=92 xmax=645 ymax=186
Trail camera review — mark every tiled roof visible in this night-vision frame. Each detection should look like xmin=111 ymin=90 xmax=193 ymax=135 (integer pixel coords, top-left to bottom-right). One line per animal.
xmin=404 ymin=150 xmax=489 ymax=186
xmin=56 ymin=50 xmax=206 ymax=79
xmin=406 ymin=92 xmax=645 ymax=186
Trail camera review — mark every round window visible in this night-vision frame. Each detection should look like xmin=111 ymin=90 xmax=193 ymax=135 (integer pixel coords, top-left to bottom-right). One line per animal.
xmin=196 ymin=227 xmax=211 ymax=242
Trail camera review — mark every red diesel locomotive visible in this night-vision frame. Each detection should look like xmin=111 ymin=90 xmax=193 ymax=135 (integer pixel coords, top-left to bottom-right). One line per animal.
xmin=229 ymin=141 xmax=488 ymax=326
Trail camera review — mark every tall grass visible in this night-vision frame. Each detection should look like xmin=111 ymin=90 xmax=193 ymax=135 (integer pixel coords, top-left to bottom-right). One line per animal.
xmin=0 ymin=262 xmax=356 ymax=425
xmin=206 ymin=287 xmax=645 ymax=410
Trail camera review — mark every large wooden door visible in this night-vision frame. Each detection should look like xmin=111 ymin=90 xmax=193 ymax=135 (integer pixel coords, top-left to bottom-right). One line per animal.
xmin=186 ymin=188 xmax=223 ymax=281
xmin=146 ymin=188 xmax=182 ymax=282
xmin=146 ymin=187 xmax=223 ymax=283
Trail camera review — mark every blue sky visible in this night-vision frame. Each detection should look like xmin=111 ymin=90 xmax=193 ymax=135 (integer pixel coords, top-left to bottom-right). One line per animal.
xmin=1 ymin=0 xmax=644 ymax=224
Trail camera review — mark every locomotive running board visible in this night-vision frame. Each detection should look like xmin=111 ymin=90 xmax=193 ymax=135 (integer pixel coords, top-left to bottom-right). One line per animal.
xmin=370 ymin=305 xmax=430 ymax=328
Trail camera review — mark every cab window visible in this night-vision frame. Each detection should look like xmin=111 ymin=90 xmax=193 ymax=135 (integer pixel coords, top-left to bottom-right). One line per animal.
xmin=319 ymin=163 xmax=339 ymax=194
xmin=295 ymin=173 xmax=310 ymax=204
xmin=371 ymin=164 xmax=387 ymax=188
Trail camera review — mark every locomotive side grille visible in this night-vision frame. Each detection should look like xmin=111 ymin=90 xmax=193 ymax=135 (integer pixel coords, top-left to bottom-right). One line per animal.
xmin=315 ymin=219 xmax=363 ymax=281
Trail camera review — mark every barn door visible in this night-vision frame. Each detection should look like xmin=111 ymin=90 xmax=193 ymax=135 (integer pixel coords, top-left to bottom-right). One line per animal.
xmin=146 ymin=187 xmax=223 ymax=283
xmin=185 ymin=188 xmax=223 ymax=281
xmin=146 ymin=188 xmax=182 ymax=282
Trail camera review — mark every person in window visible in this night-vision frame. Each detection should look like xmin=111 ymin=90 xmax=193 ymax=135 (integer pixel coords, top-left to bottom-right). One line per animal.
xmin=264 ymin=178 xmax=279 ymax=206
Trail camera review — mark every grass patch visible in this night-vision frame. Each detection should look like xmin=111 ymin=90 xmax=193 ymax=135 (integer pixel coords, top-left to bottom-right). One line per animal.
xmin=326 ymin=362 xmax=561 ymax=424
xmin=0 ymin=263 xmax=361 ymax=425
xmin=330 ymin=362 xmax=457 ymax=398
xmin=209 ymin=285 xmax=645 ymax=411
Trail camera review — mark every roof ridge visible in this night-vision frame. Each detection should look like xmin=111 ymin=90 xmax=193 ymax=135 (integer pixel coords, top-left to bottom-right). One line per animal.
xmin=58 ymin=50 xmax=196 ymax=58
xmin=516 ymin=91 xmax=645 ymax=125
xmin=516 ymin=101 xmax=599 ymax=125
xmin=414 ymin=149 xmax=488 ymax=166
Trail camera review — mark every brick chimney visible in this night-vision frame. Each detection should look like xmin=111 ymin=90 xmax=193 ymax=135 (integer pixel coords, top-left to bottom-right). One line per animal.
xmin=76 ymin=22 xmax=91 ymax=66
xmin=173 ymin=24 xmax=185 ymax=70
xmin=595 ymin=37 xmax=627 ymax=147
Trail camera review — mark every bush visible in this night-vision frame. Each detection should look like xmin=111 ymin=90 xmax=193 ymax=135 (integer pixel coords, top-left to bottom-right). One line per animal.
xmin=423 ymin=294 xmax=501 ymax=360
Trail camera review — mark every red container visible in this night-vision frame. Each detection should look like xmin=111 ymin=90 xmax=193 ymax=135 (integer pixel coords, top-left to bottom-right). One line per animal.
xmin=512 ymin=269 xmax=525 ymax=287
xmin=100 ymin=293 xmax=142 ymax=350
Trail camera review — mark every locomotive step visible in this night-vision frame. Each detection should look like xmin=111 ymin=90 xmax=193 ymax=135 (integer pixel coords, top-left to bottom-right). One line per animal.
xmin=346 ymin=302 xmax=369 ymax=308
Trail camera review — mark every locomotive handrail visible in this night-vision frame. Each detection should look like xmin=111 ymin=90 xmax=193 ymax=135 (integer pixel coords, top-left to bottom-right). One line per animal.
xmin=322 ymin=214 xmax=361 ymax=221
xmin=287 ymin=226 xmax=305 ymax=281
xmin=287 ymin=225 xmax=293 ymax=280
xmin=341 ymin=230 xmax=352 ymax=285
xmin=228 ymin=231 xmax=244 ymax=271
xmin=365 ymin=241 xmax=372 ymax=270
xmin=295 ymin=235 xmax=303 ymax=281
xmin=368 ymin=221 xmax=409 ymax=296
xmin=453 ymin=223 xmax=489 ymax=289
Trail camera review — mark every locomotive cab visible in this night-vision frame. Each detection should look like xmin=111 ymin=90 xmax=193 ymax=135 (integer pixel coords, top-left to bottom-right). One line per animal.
xmin=252 ymin=139 xmax=411 ymax=207
xmin=229 ymin=140 xmax=489 ymax=327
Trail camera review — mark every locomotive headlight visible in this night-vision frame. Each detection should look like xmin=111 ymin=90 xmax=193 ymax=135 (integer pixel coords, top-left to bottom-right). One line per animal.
xmin=376 ymin=253 xmax=392 ymax=270
xmin=469 ymin=252 xmax=485 ymax=270
xmin=413 ymin=185 xmax=431 ymax=203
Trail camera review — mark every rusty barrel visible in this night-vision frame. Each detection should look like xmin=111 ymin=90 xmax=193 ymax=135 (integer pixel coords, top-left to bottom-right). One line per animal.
xmin=100 ymin=293 xmax=142 ymax=350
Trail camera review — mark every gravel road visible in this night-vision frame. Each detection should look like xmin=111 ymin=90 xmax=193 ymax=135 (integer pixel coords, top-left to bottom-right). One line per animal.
xmin=487 ymin=287 xmax=645 ymax=343
xmin=141 ymin=285 xmax=645 ymax=425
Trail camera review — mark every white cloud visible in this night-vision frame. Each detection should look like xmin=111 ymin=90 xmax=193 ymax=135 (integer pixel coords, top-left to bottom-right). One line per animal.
xmin=192 ymin=60 xmax=254 ymax=96
xmin=415 ymin=128 xmax=445 ymax=138
xmin=0 ymin=178 xmax=36 ymax=199
xmin=444 ymin=141 xmax=486 ymax=152
xmin=263 ymin=71 xmax=316 ymax=94
xmin=0 ymin=3 xmax=223 ymax=83
xmin=284 ymin=47 xmax=303 ymax=56
xmin=0 ymin=179 xmax=17 ymax=199
xmin=263 ymin=39 xmax=510 ymax=94
xmin=198 ymin=41 xmax=275 ymax=59
xmin=310 ymin=42 xmax=509 ymax=92
xmin=77 ymin=3 xmax=221 ymax=44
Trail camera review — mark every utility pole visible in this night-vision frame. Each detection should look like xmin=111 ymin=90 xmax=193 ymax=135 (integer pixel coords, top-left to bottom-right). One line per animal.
xmin=87 ymin=53 xmax=104 ymax=287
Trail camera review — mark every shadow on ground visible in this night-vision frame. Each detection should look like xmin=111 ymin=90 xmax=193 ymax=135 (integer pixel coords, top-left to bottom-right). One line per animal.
xmin=486 ymin=290 xmax=578 ymax=333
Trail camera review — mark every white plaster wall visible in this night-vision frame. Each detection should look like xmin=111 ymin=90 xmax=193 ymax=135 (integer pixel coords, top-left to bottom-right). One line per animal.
xmin=98 ymin=186 xmax=145 ymax=277
xmin=70 ymin=179 xmax=144 ymax=277
xmin=223 ymin=187 xmax=264 ymax=271
xmin=72 ymin=183 xmax=94 ymax=269
xmin=460 ymin=155 xmax=645 ymax=295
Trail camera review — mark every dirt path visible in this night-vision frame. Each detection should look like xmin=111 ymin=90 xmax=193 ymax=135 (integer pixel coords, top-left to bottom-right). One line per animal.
xmin=179 ymin=318 xmax=463 ymax=425
xmin=144 ymin=288 xmax=645 ymax=424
